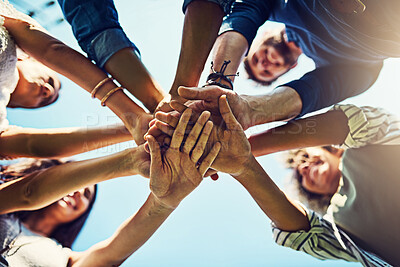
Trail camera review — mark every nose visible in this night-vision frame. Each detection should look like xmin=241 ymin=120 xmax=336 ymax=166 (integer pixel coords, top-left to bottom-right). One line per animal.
xmin=298 ymin=162 xmax=310 ymax=176
xmin=267 ymin=49 xmax=285 ymax=67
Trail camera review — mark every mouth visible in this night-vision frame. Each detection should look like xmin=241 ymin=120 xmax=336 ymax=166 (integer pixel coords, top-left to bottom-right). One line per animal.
xmin=62 ymin=195 xmax=78 ymax=210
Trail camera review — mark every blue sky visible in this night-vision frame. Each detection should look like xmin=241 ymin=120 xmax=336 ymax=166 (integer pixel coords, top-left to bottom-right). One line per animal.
xmin=7 ymin=0 xmax=400 ymax=266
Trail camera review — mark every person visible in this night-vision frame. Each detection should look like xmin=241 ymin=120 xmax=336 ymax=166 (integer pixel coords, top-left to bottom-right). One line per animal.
xmin=166 ymin=0 xmax=400 ymax=128
xmin=0 ymin=0 xmax=154 ymax=144
xmin=152 ymin=96 xmax=396 ymax=266
xmin=0 ymin=2 xmax=61 ymax=131
xmin=0 ymin=108 xmax=220 ymax=266
xmin=57 ymin=0 xmax=165 ymax=113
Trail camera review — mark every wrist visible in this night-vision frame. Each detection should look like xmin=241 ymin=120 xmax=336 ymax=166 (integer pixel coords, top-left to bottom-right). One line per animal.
xmin=149 ymin=193 xmax=177 ymax=213
xmin=231 ymin=155 xmax=258 ymax=179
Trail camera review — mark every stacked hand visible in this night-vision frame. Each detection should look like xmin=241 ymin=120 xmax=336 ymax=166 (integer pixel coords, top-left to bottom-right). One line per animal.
xmin=146 ymin=109 xmax=221 ymax=209
xmin=148 ymin=95 xmax=252 ymax=176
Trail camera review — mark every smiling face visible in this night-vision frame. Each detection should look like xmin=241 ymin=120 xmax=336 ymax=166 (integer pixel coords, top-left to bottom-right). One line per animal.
xmin=245 ymin=30 xmax=300 ymax=83
xmin=45 ymin=186 xmax=96 ymax=224
xmin=295 ymin=147 xmax=342 ymax=195
xmin=8 ymin=58 xmax=61 ymax=108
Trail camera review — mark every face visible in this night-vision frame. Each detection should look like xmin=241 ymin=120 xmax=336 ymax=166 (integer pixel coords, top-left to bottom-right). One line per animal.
xmin=247 ymin=33 xmax=298 ymax=83
xmin=45 ymin=186 xmax=95 ymax=224
xmin=10 ymin=58 xmax=61 ymax=108
xmin=296 ymin=148 xmax=342 ymax=195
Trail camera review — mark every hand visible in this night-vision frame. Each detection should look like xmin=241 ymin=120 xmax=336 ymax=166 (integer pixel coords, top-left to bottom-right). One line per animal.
xmin=147 ymin=109 xmax=221 ymax=209
xmin=122 ymin=145 xmax=151 ymax=178
xmin=124 ymin=113 xmax=153 ymax=145
xmin=151 ymin=96 xmax=252 ymax=176
xmin=154 ymin=93 xmax=187 ymax=114
xmin=178 ymin=85 xmax=253 ymax=130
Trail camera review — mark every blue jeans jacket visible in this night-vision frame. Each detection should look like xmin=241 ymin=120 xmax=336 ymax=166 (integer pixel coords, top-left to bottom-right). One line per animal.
xmin=57 ymin=0 xmax=140 ymax=68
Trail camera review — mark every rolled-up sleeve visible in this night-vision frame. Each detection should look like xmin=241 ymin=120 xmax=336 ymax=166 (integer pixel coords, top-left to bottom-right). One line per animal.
xmin=332 ymin=104 xmax=400 ymax=148
xmin=182 ymin=0 xmax=235 ymax=15
xmin=219 ymin=0 xmax=276 ymax=47
xmin=58 ymin=0 xmax=139 ymax=68
xmin=272 ymin=210 xmax=358 ymax=262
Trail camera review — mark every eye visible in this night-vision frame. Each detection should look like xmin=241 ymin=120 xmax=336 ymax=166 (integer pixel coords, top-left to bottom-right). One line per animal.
xmin=48 ymin=77 xmax=54 ymax=89
xmin=84 ymin=188 xmax=92 ymax=200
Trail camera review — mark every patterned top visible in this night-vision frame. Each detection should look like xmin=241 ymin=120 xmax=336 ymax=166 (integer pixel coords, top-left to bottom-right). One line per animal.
xmin=273 ymin=104 xmax=400 ymax=267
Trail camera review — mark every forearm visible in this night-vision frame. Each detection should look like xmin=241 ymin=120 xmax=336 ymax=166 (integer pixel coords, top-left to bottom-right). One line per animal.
xmin=3 ymin=17 xmax=147 ymax=126
xmin=104 ymin=48 xmax=165 ymax=112
xmin=210 ymin=31 xmax=248 ymax=85
xmin=243 ymin=86 xmax=303 ymax=127
xmin=0 ymin=125 xmax=131 ymax=158
xmin=249 ymin=110 xmax=349 ymax=157
xmin=72 ymin=193 xmax=173 ymax=267
xmin=233 ymin=156 xmax=309 ymax=231
xmin=0 ymin=147 xmax=140 ymax=214
xmin=170 ymin=0 xmax=224 ymax=97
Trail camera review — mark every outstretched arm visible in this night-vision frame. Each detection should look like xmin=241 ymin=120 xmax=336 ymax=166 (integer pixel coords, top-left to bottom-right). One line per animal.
xmin=70 ymin=108 xmax=220 ymax=266
xmin=0 ymin=124 xmax=131 ymax=159
xmin=2 ymin=16 xmax=150 ymax=144
xmin=169 ymin=0 xmax=225 ymax=99
xmin=249 ymin=109 xmax=349 ymax=157
xmin=0 ymin=145 xmax=150 ymax=214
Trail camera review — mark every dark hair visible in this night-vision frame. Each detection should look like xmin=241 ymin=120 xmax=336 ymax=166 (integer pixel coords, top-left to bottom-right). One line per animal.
xmin=244 ymin=29 xmax=297 ymax=85
xmin=1 ymin=158 xmax=97 ymax=248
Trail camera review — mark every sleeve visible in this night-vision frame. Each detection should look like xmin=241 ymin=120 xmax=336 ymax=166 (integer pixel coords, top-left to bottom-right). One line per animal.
xmin=57 ymin=0 xmax=139 ymax=68
xmin=219 ymin=0 xmax=277 ymax=47
xmin=272 ymin=210 xmax=358 ymax=262
xmin=283 ymin=62 xmax=383 ymax=117
xmin=182 ymin=0 xmax=235 ymax=15
xmin=332 ymin=104 xmax=400 ymax=148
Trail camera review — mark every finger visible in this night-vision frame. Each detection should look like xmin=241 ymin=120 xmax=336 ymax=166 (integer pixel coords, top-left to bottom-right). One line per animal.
xmin=210 ymin=173 xmax=219 ymax=181
xmin=144 ymin=142 xmax=150 ymax=153
xmin=155 ymin=120 xmax=175 ymax=136
xmin=144 ymin=125 xmax=164 ymax=140
xmin=155 ymin=111 xmax=179 ymax=128
xmin=183 ymin=111 xmax=211 ymax=154
xmin=149 ymin=118 xmax=157 ymax=128
xmin=191 ymin=121 xmax=213 ymax=163
xmin=204 ymin=168 xmax=217 ymax=177
xmin=158 ymin=102 xmax=174 ymax=113
xmin=146 ymin=135 xmax=162 ymax=167
xmin=219 ymin=95 xmax=240 ymax=130
xmin=198 ymin=142 xmax=221 ymax=176
xmin=178 ymin=86 xmax=224 ymax=101
xmin=170 ymin=108 xmax=192 ymax=149
xmin=170 ymin=100 xmax=188 ymax=114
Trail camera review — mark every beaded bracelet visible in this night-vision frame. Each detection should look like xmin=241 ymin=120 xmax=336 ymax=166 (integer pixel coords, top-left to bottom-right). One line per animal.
xmin=100 ymin=86 xmax=123 ymax=106
xmin=91 ymin=77 xmax=113 ymax=98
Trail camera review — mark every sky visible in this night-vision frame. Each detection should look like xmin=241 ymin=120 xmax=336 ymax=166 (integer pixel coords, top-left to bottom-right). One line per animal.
xmin=7 ymin=0 xmax=400 ymax=266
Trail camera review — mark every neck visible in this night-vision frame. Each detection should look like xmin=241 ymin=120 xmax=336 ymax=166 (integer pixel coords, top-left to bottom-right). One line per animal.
xmin=22 ymin=211 xmax=59 ymax=237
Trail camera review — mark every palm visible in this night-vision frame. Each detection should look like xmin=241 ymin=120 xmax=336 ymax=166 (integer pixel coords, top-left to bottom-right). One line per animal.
xmin=209 ymin=122 xmax=251 ymax=174
xmin=150 ymin=151 xmax=201 ymax=207
xmin=147 ymin=109 xmax=221 ymax=209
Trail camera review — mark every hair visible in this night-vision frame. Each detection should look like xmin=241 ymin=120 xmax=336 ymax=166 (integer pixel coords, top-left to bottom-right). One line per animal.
xmin=283 ymin=146 xmax=340 ymax=215
xmin=0 ymin=158 xmax=97 ymax=248
xmin=243 ymin=29 xmax=297 ymax=86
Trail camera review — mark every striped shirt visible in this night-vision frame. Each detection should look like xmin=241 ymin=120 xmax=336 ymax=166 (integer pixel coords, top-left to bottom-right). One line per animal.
xmin=273 ymin=104 xmax=400 ymax=267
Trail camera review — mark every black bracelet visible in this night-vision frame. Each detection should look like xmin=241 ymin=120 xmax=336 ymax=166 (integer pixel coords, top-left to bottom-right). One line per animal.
xmin=203 ymin=60 xmax=239 ymax=90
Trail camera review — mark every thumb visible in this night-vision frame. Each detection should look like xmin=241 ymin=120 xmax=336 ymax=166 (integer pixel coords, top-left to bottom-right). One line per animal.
xmin=178 ymin=86 xmax=223 ymax=100
xmin=146 ymin=135 xmax=162 ymax=166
